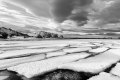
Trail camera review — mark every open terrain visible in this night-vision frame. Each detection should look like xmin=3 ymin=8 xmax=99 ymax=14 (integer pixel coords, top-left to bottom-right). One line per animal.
xmin=0 ymin=39 xmax=120 ymax=80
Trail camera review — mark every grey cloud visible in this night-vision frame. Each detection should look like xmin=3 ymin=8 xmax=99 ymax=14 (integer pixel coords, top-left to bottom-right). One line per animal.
xmin=25 ymin=25 xmax=40 ymax=30
xmin=11 ymin=0 xmax=51 ymax=17
xmin=50 ymin=0 xmax=74 ymax=22
xmin=0 ymin=14 xmax=15 ymax=19
xmin=92 ymin=0 xmax=120 ymax=26
xmin=3 ymin=1 xmax=26 ymax=12
xmin=68 ymin=11 xmax=88 ymax=26
xmin=81 ymin=29 xmax=120 ymax=33
xmin=50 ymin=0 xmax=93 ymax=25
xmin=60 ymin=26 xmax=120 ymax=34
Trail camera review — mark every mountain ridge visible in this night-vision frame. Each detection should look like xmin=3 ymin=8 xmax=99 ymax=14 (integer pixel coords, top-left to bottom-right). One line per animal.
xmin=0 ymin=27 xmax=29 ymax=39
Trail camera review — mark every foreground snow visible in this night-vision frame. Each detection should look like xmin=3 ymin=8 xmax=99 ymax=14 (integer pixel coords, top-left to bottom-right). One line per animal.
xmin=0 ymin=39 xmax=120 ymax=79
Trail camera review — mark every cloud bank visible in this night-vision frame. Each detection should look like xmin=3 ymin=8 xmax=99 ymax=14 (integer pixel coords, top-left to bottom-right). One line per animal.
xmin=50 ymin=0 xmax=93 ymax=26
xmin=50 ymin=0 xmax=120 ymax=34
xmin=0 ymin=0 xmax=120 ymax=34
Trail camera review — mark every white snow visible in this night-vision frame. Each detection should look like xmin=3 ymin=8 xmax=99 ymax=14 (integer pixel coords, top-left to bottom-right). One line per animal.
xmin=0 ymin=54 xmax=45 ymax=70
xmin=0 ymin=48 xmax=59 ymax=59
xmin=63 ymin=47 xmax=91 ymax=53
xmin=110 ymin=63 xmax=120 ymax=77
xmin=89 ymin=47 xmax=108 ymax=53
xmin=88 ymin=72 xmax=120 ymax=80
xmin=46 ymin=51 xmax=67 ymax=58
xmin=108 ymin=49 xmax=120 ymax=56
xmin=7 ymin=53 xmax=90 ymax=78
xmin=58 ymin=51 xmax=120 ymax=73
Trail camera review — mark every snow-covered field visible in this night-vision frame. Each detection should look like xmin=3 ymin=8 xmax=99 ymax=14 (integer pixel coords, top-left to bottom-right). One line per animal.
xmin=0 ymin=39 xmax=120 ymax=80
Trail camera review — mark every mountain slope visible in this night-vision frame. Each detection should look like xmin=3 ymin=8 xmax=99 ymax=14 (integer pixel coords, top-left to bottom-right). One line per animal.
xmin=0 ymin=27 xmax=29 ymax=39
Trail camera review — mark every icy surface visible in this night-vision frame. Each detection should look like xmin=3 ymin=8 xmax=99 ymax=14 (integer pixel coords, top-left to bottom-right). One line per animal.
xmin=88 ymin=72 xmax=120 ymax=80
xmin=110 ymin=63 xmax=120 ymax=77
xmin=88 ymin=47 xmax=108 ymax=53
xmin=8 ymin=53 xmax=90 ymax=78
xmin=58 ymin=51 xmax=120 ymax=73
xmin=0 ymin=40 xmax=120 ymax=79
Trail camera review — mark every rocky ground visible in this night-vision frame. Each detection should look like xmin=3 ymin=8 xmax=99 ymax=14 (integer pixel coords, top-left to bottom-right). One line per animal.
xmin=0 ymin=39 xmax=120 ymax=80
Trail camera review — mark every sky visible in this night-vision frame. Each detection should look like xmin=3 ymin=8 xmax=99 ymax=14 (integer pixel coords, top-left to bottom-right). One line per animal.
xmin=0 ymin=0 xmax=120 ymax=35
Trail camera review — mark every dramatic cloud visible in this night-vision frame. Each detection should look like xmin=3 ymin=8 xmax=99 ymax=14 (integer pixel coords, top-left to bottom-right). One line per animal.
xmin=0 ymin=0 xmax=120 ymax=34
xmin=50 ymin=0 xmax=74 ymax=22
xmin=0 ymin=0 xmax=58 ymax=30
xmin=9 ymin=0 xmax=51 ymax=17
xmin=91 ymin=0 xmax=120 ymax=26
xmin=50 ymin=0 xmax=93 ymax=25
xmin=68 ymin=12 xmax=88 ymax=26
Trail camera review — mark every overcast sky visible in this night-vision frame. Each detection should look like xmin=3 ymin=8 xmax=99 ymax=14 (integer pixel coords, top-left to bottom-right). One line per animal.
xmin=0 ymin=0 xmax=120 ymax=34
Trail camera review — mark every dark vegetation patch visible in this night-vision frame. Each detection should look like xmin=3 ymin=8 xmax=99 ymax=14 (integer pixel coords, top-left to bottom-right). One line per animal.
xmin=29 ymin=69 xmax=95 ymax=80
xmin=0 ymin=69 xmax=100 ymax=80
xmin=0 ymin=70 xmax=23 ymax=80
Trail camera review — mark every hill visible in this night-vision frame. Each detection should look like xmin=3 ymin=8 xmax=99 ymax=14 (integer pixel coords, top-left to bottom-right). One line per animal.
xmin=0 ymin=27 xmax=29 ymax=39
xmin=36 ymin=31 xmax=63 ymax=39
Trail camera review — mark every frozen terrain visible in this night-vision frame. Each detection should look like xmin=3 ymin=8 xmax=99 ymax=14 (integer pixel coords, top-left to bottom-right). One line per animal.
xmin=0 ymin=39 xmax=120 ymax=80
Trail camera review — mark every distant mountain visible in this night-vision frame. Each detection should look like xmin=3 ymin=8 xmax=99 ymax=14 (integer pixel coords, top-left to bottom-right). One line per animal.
xmin=36 ymin=31 xmax=63 ymax=39
xmin=0 ymin=27 xmax=29 ymax=39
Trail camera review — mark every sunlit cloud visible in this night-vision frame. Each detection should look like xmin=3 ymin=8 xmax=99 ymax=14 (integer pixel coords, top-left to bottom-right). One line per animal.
xmin=47 ymin=20 xmax=59 ymax=29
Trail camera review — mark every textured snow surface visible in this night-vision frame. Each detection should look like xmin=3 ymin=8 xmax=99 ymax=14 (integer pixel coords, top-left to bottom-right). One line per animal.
xmin=88 ymin=72 xmax=120 ymax=80
xmin=0 ymin=48 xmax=58 ymax=59
xmin=89 ymin=47 xmax=108 ymax=53
xmin=46 ymin=51 xmax=67 ymax=58
xmin=63 ymin=47 xmax=91 ymax=53
xmin=110 ymin=63 xmax=120 ymax=77
xmin=8 ymin=53 xmax=90 ymax=78
xmin=0 ymin=54 xmax=45 ymax=70
xmin=0 ymin=40 xmax=120 ymax=79
xmin=108 ymin=49 xmax=120 ymax=56
xmin=58 ymin=52 xmax=120 ymax=73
